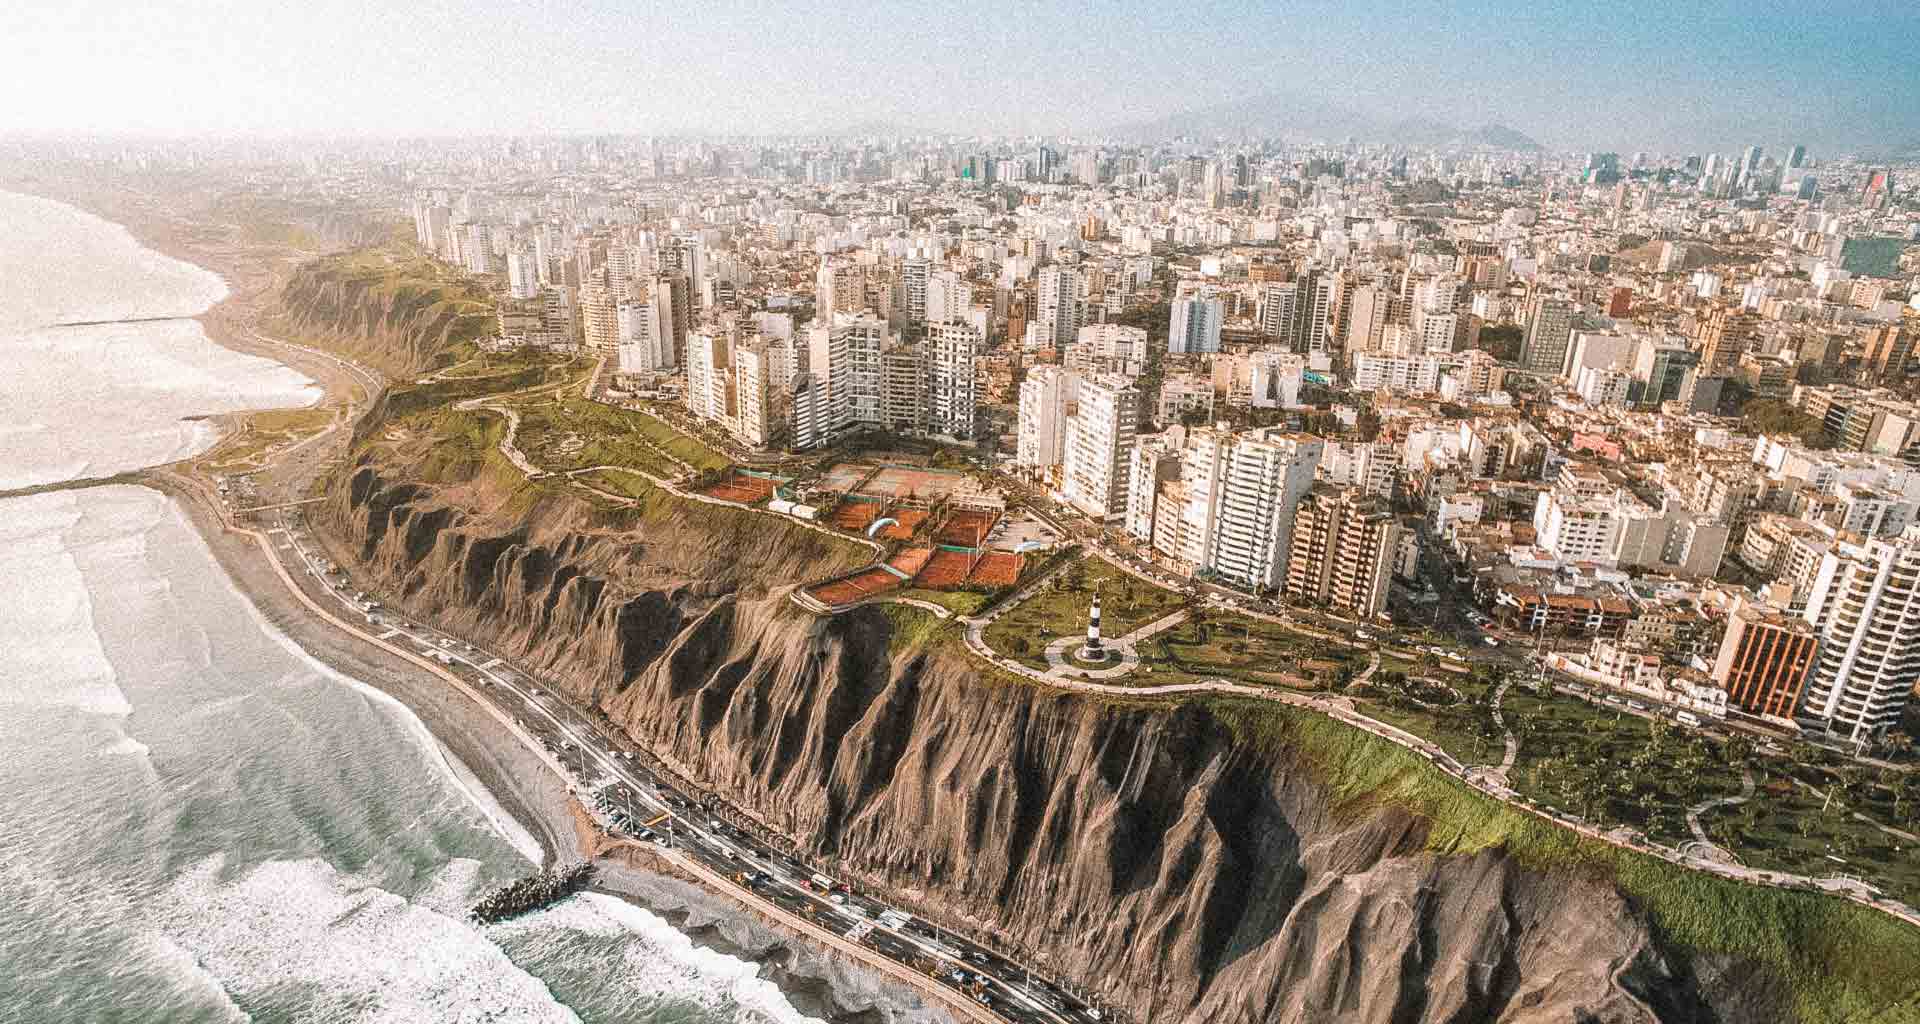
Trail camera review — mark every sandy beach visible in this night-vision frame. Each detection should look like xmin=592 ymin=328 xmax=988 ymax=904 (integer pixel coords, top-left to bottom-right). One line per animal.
xmin=4 ymin=174 xmax=950 ymax=1023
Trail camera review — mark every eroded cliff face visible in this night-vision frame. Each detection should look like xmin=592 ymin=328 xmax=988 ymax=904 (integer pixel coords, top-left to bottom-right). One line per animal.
xmin=277 ymin=260 xmax=493 ymax=376
xmin=319 ymin=467 xmax=1791 ymax=1024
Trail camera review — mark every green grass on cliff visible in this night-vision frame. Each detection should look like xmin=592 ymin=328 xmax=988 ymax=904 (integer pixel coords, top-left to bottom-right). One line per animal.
xmin=1204 ymin=696 xmax=1920 ymax=1024
xmin=281 ymin=244 xmax=495 ymax=375
xmin=881 ymin=604 xmax=948 ymax=655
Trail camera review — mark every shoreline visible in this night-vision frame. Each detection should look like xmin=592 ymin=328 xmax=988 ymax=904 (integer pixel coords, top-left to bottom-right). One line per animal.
xmin=7 ymin=179 xmax=952 ymax=1024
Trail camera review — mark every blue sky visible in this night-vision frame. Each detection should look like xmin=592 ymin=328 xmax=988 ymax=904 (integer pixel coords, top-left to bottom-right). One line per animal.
xmin=3 ymin=0 xmax=1916 ymax=151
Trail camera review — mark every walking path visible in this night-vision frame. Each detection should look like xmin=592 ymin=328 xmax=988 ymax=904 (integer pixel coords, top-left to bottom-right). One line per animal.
xmin=1346 ymin=649 xmax=1382 ymax=691
xmin=880 ymin=596 xmax=954 ymax=620
xmin=1687 ymin=769 xmax=1758 ymax=862
xmin=1485 ymin=675 xmax=1520 ymax=788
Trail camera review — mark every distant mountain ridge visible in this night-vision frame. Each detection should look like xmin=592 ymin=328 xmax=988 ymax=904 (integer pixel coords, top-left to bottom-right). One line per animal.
xmin=1109 ymin=92 xmax=1545 ymax=150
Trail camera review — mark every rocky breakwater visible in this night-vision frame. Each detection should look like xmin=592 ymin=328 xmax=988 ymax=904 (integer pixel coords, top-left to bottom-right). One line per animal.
xmin=318 ymin=463 xmax=1917 ymax=1024
xmin=471 ymin=862 xmax=593 ymax=924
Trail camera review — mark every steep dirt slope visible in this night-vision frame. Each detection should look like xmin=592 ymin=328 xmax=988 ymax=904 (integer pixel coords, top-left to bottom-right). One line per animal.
xmin=314 ymin=465 xmax=1838 ymax=1024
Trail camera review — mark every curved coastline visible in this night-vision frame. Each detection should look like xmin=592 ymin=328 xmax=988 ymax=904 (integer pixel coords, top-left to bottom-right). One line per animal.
xmin=4 ymin=181 xmax=948 ymax=1024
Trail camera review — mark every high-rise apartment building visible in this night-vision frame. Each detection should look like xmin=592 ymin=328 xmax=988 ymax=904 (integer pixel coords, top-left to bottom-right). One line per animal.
xmin=1210 ymin=431 xmax=1324 ymax=591
xmin=1697 ymin=307 xmax=1757 ymax=374
xmin=1061 ymin=374 xmax=1139 ymax=519
xmin=1291 ymin=269 xmax=1335 ymax=355
xmin=615 ymin=301 xmax=663 ymax=372
xmin=1169 ymin=291 xmax=1224 ymax=354
xmin=662 ymin=235 xmax=706 ymax=310
xmin=1519 ymin=294 xmax=1576 ymax=376
xmin=685 ymin=331 xmax=734 ymax=425
xmin=507 ymin=251 xmax=541 ymax=299
xmin=816 ymin=258 xmax=866 ymax=317
xmin=1034 ymin=264 xmax=1083 ymax=350
xmin=1016 ymin=366 xmax=1078 ymax=475
xmin=580 ymin=283 xmax=619 ymax=353
xmin=804 ymin=312 xmax=887 ymax=435
xmin=901 ymin=258 xmax=931 ymax=326
xmin=1341 ymin=284 xmax=1398 ymax=353
xmin=880 ymin=344 xmax=927 ymax=433
xmin=927 ymin=321 xmax=980 ymax=440
xmin=1257 ymin=274 xmax=1334 ymax=354
xmin=652 ymin=273 xmax=690 ymax=369
xmin=733 ymin=340 xmax=786 ymax=448
xmin=1284 ymin=485 xmax=1400 ymax=618
xmin=1798 ymin=528 xmax=1920 ymax=741
xmin=1257 ymin=281 xmax=1297 ymax=340
xmin=925 ymin=270 xmax=972 ymax=326
xmin=1862 ymin=319 xmax=1915 ymax=385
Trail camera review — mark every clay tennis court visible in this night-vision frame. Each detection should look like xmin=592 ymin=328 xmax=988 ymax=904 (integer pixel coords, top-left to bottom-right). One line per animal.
xmin=936 ymin=508 xmax=998 ymax=547
xmin=875 ymin=508 xmax=927 ymax=541
xmin=818 ymin=463 xmax=874 ymax=493
xmin=965 ymin=551 xmax=1023 ymax=587
xmin=832 ymin=499 xmax=883 ymax=532
xmin=806 ymin=567 xmax=902 ymax=606
xmin=915 ymin=549 xmax=975 ymax=588
xmin=888 ymin=547 xmax=932 ymax=576
xmin=701 ymin=474 xmax=775 ymax=504
xmin=857 ymin=465 xmax=968 ymax=500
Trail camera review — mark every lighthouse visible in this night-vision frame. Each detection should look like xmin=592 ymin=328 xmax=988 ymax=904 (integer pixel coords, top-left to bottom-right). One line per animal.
xmin=1080 ymin=588 xmax=1106 ymax=662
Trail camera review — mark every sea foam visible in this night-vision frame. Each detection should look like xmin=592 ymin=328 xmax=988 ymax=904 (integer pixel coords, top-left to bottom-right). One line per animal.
xmin=155 ymin=855 xmax=583 ymax=1024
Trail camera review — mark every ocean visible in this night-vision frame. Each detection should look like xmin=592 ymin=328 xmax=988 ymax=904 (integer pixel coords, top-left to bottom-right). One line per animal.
xmin=0 ymin=191 xmax=914 ymax=1023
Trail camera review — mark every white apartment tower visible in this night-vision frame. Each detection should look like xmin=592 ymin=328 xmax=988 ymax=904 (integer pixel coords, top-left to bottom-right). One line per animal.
xmin=1017 ymin=365 xmax=1079 ymax=474
xmin=925 ymin=270 xmax=972 ymax=326
xmin=507 ymin=251 xmax=541 ymax=299
xmin=927 ymin=320 xmax=980 ymax=440
xmin=615 ymin=301 xmax=663 ymax=372
xmin=804 ymin=313 xmax=887 ymax=435
xmin=1798 ymin=528 xmax=1920 ymax=742
xmin=1170 ymin=290 xmax=1224 ymax=354
xmin=1061 ymin=374 xmax=1139 ymax=519
xmin=685 ymin=331 xmax=733 ymax=425
xmin=1034 ymin=264 xmax=1084 ymax=350
xmin=1209 ymin=430 xmax=1325 ymax=591
xmin=901 ymin=258 xmax=931 ymax=326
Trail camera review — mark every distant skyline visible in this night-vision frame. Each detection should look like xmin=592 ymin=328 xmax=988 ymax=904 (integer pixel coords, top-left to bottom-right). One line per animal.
xmin=5 ymin=0 xmax=1918 ymax=154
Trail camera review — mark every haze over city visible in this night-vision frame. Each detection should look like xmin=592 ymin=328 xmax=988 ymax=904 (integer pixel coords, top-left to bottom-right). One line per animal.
xmin=5 ymin=0 xmax=1920 ymax=151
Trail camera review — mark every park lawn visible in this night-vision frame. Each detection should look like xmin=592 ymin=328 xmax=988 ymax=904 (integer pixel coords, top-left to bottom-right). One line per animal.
xmin=1504 ymin=687 xmax=1743 ymax=845
xmin=512 ymin=398 xmax=686 ymax=478
xmin=628 ymin=402 xmax=731 ymax=471
xmin=898 ymin=588 xmax=992 ymax=618
xmin=1707 ymin=770 xmax=1920 ymax=909
xmin=1356 ymin=698 xmax=1505 ymax=767
xmin=982 ymin=556 xmax=1186 ymax=669
xmin=574 ymin=467 xmax=657 ymax=501
xmin=1136 ymin=613 xmax=1358 ymax=688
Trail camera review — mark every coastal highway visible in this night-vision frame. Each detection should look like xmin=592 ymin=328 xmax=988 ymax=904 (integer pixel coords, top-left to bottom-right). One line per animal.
xmin=273 ymin=509 xmax=1108 ymax=1024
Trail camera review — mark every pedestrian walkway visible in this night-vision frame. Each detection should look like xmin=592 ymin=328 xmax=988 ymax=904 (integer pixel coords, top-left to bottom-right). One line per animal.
xmin=1685 ymin=768 xmax=1756 ymax=862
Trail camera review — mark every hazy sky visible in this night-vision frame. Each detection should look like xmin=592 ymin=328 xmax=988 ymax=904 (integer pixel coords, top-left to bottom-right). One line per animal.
xmin=5 ymin=0 xmax=1917 ymax=151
